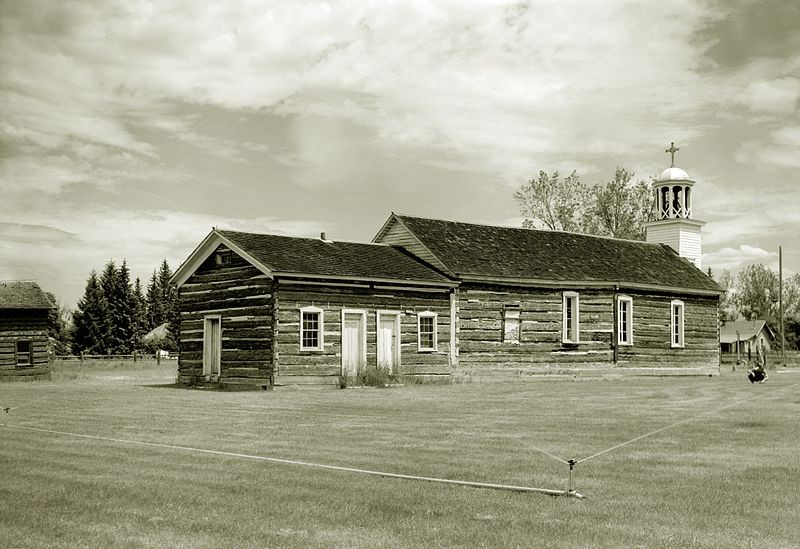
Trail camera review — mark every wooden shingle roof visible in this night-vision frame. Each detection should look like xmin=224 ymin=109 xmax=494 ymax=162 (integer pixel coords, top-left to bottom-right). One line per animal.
xmin=216 ymin=230 xmax=453 ymax=286
xmin=389 ymin=215 xmax=722 ymax=294
xmin=0 ymin=280 xmax=55 ymax=309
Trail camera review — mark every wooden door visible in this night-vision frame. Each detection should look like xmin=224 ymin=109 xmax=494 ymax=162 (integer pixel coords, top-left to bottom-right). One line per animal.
xmin=203 ymin=316 xmax=221 ymax=377
xmin=341 ymin=311 xmax=365 ymax=377
xmin=377 ymin=314 xmax=399 ymax=373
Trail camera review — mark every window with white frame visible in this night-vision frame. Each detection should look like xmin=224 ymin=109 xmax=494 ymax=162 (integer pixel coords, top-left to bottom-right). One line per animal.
xmin=562 ymin=292 xmax=580 ymax=343
xmin=300 ymin=306 xmax=324 ymax=351
xmin=417 ymin=311 xmax=437 ymax=351
xmin=503 ymin=307 xmax=521 ymax=343
xmin=670 ymin=300 xmax=684 ymax=348
xmin=618 ymin=296 xmax=633 ymax=345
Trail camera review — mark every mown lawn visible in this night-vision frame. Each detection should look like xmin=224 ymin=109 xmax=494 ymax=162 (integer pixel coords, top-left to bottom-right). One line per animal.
xmin=1 ymin=360 xmax=799 ymax=548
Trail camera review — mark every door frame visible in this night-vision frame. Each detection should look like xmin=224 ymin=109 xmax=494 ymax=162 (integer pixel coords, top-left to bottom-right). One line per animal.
xmin=376 ymin=310 xmax=401 ymax=373
xmin=203 ymin=315 xmax=222 ymax=378
xmin=340 ymin=309 xmax=367 ymax=376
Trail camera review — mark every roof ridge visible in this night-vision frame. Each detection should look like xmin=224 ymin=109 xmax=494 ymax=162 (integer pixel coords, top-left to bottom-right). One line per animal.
xmin=218 ymin=228 xmax=395 ymax=247
xmin=394 ymin=213 xmax=660 ymax=246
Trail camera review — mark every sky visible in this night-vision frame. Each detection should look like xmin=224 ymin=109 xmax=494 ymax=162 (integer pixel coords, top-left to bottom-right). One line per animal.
xmin=1 ymin=0 xmax=798 ymax=309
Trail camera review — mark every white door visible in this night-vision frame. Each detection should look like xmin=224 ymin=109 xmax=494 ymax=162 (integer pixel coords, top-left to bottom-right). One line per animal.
xmin=377 ymin=314 xmax=399 ymax=373
xmin=203 ymin=317 xmax=221 ymax=377
xmin=342 ymin=311 xmax=365 ymax=377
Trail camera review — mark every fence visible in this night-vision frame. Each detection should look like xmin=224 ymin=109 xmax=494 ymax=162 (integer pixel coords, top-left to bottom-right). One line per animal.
xmin=53 ymin=352 xmax=176 ymax=365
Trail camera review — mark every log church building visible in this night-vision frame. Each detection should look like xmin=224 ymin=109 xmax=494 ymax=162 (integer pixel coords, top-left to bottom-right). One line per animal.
xmin=172 ymin=152 xmax=722 ymax=388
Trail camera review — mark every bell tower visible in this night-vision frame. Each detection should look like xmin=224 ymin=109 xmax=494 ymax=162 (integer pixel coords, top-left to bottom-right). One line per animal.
xmin=644 ymin=142 xmax=705 ymax=269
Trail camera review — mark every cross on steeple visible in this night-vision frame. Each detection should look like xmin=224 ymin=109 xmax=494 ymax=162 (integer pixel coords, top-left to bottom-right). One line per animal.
xmin=665 ymin=142 xmax=679 ymax=167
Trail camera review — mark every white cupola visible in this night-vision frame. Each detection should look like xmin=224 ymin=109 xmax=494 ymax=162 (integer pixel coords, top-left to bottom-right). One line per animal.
xmin=644 ymin=142 xmax=705 ymax=269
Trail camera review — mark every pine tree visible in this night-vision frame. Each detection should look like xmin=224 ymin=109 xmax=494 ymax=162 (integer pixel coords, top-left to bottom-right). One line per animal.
xmin=131 ymin=277 xmax=149 ymax=351
xmin=72 ymin=271 xmax=108 ymax=354
xmin=157 ymin=259 xmax=179 ymax=351
xmin=146 ymin=269 xmax=164 ymax=330
xmin=98 ymin=260 xmax=122 ymax=353
xmin=112 ymin=260 xmax=136 ymax=354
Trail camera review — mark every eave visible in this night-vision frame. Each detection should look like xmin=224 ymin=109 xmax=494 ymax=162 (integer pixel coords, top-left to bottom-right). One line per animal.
xmin=458 ymin=274 xmax=723 ymax=297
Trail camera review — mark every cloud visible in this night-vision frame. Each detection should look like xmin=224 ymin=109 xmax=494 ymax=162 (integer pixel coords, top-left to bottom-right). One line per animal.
xmin=703 ymin=245 xmax=776 ymax=271
xmin=736 ymin=127 xmax=800 ymax=169
xmin=0 ymin=207 xmax=330 ymax=308
xmin=736 ymin=77 xmax=800 ymax=114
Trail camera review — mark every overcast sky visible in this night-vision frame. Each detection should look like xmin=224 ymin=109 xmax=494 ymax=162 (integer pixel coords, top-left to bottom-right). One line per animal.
xmin=1 ymin=0 xmax=798 ymax=308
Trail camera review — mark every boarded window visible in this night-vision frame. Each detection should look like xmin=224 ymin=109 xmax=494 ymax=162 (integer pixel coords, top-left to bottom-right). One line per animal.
xmin=300 ymin=307 xmax=324 ymax=351
xmin=16 ymin=340 xmax=33 ymax=367
xmin=618 ymin=296 xmax=633 ymax=345
xmin=503 ymin=308 xmax=521 ymax=343
xmin=562 ymin=292 xmax=579 ymax=343
xmin=417 ymin=312 xmax=437 ymax=351
xmin=671 ymin=300 xmax=684 ymax=347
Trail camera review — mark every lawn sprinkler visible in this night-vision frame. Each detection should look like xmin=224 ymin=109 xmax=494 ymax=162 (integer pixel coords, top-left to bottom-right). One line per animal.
xmin=565 ymin=459 xmax=585 ymax=498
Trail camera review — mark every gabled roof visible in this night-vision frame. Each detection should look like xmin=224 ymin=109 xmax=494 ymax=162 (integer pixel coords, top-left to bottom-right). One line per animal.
xmin=379 ymin=214 xmax=722 ymax=295
xmin=720 ymin=320 xmax=774 ymax=344
xmin=143 ymin=322 xmax=169 ymax=342
xmin=171 ymin=229 xmax=454 ymax=288
xmin=0 ymin=280 xmax=55 ymax=309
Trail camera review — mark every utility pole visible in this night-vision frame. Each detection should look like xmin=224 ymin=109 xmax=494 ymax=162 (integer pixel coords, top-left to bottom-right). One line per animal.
xmin=779 ymin=245 xmax=785 ymax=360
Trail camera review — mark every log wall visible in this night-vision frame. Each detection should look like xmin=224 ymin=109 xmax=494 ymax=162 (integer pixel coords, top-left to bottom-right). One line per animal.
xmin=616 ymin=292 xmax=719 ymax=374
xmin=274 ymin=281 xmax=452 ymax=386
xmin=177 ymin=246 xmax=274 ymax=387
xmin=456 ymin=284 xmax=719 ymax=379
xmin=0 ymin=311 xmax=50 ymax=381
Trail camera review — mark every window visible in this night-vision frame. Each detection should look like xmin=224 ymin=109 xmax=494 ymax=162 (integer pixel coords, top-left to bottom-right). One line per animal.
xmin=300 ymin=306 xmax=324 ymax=351
xmin=670 ymin=300 xmax=684 ymax=348
xmin=214 ymin=250 xmax=233 ymax=266
xmin=503 ymin=308 xmax=520 ymax=343
xmin=618 ymin=296 xmax=633 ymax=345
xmin=417 ymin=311 xmax=437 ymax=351
xmin=16 ymin=340 xmax=33 ymax=367
xmin=562 ymin=292 xmax=580 ymax=343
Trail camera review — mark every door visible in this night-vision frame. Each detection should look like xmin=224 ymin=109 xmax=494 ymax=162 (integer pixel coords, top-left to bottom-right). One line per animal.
xmin=203 ymin=316 xmax=221 ymax=377
xmin=377 ymin=312 xmax=400 ymax=373
xmin=341 ymin=310 xmax=366 ymax=377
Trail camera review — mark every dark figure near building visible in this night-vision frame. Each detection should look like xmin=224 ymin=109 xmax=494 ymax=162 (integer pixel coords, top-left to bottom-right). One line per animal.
xmin=748 ymin=340 xmax=769 ymax=384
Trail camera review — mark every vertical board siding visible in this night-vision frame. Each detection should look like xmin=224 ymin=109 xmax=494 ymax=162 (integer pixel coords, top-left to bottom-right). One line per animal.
xmin=275 ymin=282 xmax=451 ymax=383
xmin=177 ymin=245 xmax=274 ymax=386
xmin=0 ymin=312 xmax=51 ymax=381
xmin=374 ymin=219 xmax=450 ymax=274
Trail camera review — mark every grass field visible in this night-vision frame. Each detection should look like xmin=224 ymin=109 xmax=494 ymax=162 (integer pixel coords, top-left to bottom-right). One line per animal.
xmin=2 ymin=360 xmax=799 ymax=548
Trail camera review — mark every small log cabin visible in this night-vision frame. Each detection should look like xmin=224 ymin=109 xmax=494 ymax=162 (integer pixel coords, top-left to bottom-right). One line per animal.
xmin=171 ymin=230 xmax=456 ymax=388
xmin=0 ymin=281 xmax=54 ymax=382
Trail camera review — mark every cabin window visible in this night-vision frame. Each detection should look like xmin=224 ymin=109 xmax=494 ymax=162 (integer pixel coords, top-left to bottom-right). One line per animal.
xmin=670 ymin=300 xmax=684 ymax=348
xmin=562 ymin=292 xmax=580 ymax=343
xmin=300 ymin=306 xmax=324 ymax=351
xmin=15 ymin=340 xmax=33 ymax=367
xmin=618 ymin=296 xmax=633 ymax=345
xmin=503 ymin=308 xmax=521 ymax=343
xmin=215 ymin=252 xmax=233 ymax=266
xmin=417 ymin=311 xmax=437 ymax=351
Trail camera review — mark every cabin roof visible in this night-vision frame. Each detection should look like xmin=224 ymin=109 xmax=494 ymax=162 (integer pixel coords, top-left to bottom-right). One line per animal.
xmin=0 ymin=280 xmax=55 ymax=310
xmin=720 ymin=320 xmax=774 ymax=344
xmin=386 ymin=214 xmax=722 ymax=293
xmin=216 ymin=230 xmax=453 ymax=285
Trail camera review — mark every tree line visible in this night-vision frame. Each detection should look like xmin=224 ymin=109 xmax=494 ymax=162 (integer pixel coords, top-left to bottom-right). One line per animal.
xmin=69 ymin=259 xmax=178 ymax=355
xmin=716 ymin=264 xmax=800 ymax=350
xmin=514 ymin=167 xmax=654 ymax=240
